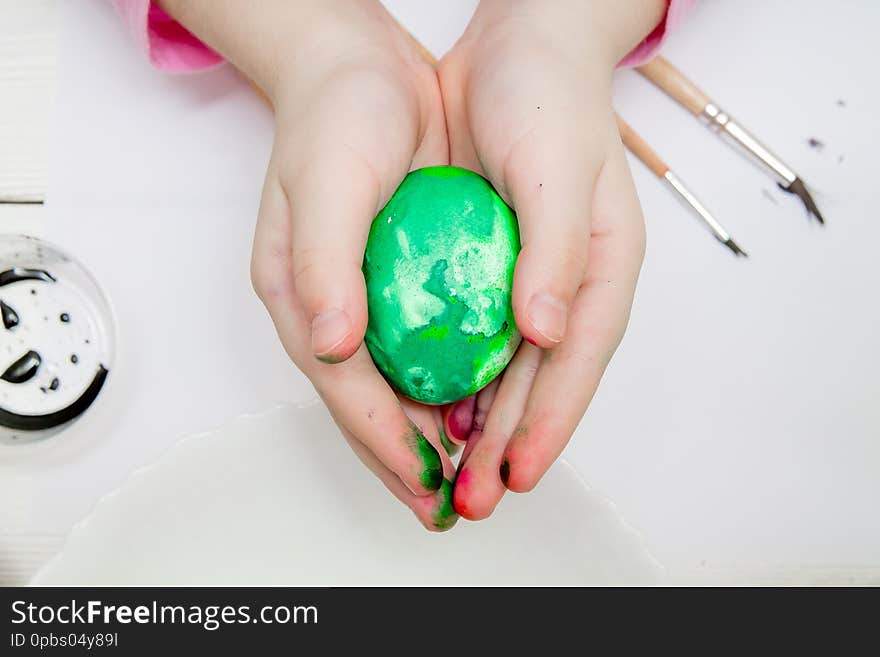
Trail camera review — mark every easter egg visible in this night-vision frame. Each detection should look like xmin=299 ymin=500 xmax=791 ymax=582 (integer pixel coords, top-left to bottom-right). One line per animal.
xmin=363 ymin=166 xmax=521 ymax=405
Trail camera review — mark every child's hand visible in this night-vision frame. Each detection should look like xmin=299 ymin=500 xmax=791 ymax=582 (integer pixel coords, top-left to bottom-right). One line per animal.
xmin=160 ymin=0 xmax=456 ymax=530
xmin=438 ymin=0 xmax=665 ymax=519
xmin=251 ymin=3 xmax=461 ymax=530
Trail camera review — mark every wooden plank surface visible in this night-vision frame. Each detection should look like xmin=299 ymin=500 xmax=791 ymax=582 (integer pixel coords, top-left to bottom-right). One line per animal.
xmin=0 ymin=0 xmax=56 ymax=204
xmin=0 ymin=0 xmax=56 ymax=584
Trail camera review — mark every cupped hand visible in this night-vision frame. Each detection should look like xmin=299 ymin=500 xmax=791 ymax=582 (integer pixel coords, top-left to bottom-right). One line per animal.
xmin=248 ymin=1 xmax=457 ymax=530
xmin=438 ymin=0 xmax=663 ymax=519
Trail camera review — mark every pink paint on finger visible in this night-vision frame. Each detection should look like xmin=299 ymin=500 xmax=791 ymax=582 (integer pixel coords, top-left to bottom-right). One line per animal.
xmin=445 ymin=396 xmax=476 ymax=443
xmin=452 ymin=467 xmax=474 ymax=518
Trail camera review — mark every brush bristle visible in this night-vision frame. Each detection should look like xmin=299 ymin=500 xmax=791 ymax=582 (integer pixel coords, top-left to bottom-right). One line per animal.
xmin=724 ymin=238 xmax=748 ymax=258
xmin=779 ymin=179 xmax=825 ymax=224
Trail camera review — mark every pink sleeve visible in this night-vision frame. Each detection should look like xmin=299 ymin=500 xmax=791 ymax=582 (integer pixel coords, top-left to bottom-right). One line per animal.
xmin=115 ymin=0 xmax=691 ymax=73
xmin=619 ymin=0 xmax=695 ymax=68
xmin=112 ymin=0 xmax=223 ymax=72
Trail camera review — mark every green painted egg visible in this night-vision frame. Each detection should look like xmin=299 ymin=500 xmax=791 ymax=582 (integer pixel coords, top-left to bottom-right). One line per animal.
xmin=363 ymin=166 xmax=522 ymax=405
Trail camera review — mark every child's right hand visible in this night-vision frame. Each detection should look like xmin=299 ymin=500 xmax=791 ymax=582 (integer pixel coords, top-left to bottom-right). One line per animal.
xmin=159 ymin=0 xmax=457 ymax=530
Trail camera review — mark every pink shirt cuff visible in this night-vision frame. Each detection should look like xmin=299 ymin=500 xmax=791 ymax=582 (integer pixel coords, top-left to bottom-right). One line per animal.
xmin=115 ymin=0 xmax=692 ymax=73
xmin=619 ymin=0 xmax=695 ymax=68
xmin=113 ymin=0 xmax=223 ymax=72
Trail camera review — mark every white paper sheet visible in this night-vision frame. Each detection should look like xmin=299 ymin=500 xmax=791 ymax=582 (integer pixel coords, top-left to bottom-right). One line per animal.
xmin=3 ymin=0 xmax=879 ymax=583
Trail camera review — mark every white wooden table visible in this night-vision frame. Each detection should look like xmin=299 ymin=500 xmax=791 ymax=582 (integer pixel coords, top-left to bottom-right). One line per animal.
xmin=0 ymin=0 xmax=54 ymax=235
xmin=0 ymin=0 xmax=56 ymax=584
xmin=2 ymin=0 xmax=879 ymax=587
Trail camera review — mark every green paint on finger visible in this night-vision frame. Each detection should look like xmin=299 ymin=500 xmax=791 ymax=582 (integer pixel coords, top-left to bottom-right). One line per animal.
xmin=439 ymin=429 xmax=459 ymax=457
xmin=406 ymin=423 xmax=442 ymax=491
xmin=432 ymin=479 xmax=458 ymax=530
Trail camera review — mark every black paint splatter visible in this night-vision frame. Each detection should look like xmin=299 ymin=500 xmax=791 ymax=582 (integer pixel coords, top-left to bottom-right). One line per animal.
xmin=0 ymin=365 xmax=110 ymax=431
xmin=0 ymin=300 xmax=19 ymax=329
xmin=1 ymin=350 xmax=41 ymax=383
xmin=60 ymin=313 xmax=70 ymax=323
xmin=70 ymin=354 xmax=78 ymax=364
xmin=49 ymin=377 xmax=59 ymax=391
xmin=0 ymin=268 xmax=56 ymax=287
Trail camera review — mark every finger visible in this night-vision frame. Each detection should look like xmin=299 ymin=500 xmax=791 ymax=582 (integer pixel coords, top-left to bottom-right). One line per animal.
xmin=283 ymin=146 xmax=380 ymax=365
xmin=503 ymin=125 xmax=602 ymax=349
xmin=251 ymin=172 xmax=299 ymax=355
xmin=433 ymin=403 xmax=461 ymax=457
xmin=456 ymin=378 xmax=499 ymax=466
xmin=340 ymin=426 xmax=458 ymax=532
xmin=400 ymin=396 xmax=457 ymax=479
xmin=453 ymin=344 xmax=541 ymax=519
xmin=503 ymin=151 xmax=646 ymax=492
xmin=439 ymin=424 xmax=460 ymax=457
xmin=315 ymin=346 xmax=445 ymax=496
xmin=253 ymin=185 xmax=444 ymax=499
xmin=442 ymin=394 xmax=475 ymax=445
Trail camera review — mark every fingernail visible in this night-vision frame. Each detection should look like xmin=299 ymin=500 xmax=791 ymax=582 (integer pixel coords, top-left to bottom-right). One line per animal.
xmin=500 ymin=458 xmax=511 ymax=486
xmin=526 ymin=292 xmax=567 ymax=343
xmin=312 ymin=308 xmax=352 ymax=362
xmin=407 ymin=424 xmax=442 ymax=491
xmin=447 ymin=399 xmax=474 ymax=442
xmin=431 ymin=479 xmax=458 ymax=531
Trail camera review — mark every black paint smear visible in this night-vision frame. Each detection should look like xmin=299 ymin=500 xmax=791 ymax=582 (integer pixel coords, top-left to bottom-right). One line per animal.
xmin=60 ymin=313 xmax=70 ymax=323
xmin=49 ymin=377 xmax=59 ymax=391
xmin=0 ymin=365 xmax=109 ymax=431
xmin=807 ymin=137 xmax=825 ymax=151
xmin=0 ymin=300 xmax=19 ymax=329
xmin=0 ymin=268 xmax=56 ymax=287
xmin=1 ymin=350 xmax=41 ymax=383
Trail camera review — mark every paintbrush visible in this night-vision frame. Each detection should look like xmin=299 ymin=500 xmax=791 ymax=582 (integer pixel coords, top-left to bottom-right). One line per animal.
xmin=637 ymin=55 xmax=824 ymax=224
xmin=616 ymin=114 xmax=747 ymax=257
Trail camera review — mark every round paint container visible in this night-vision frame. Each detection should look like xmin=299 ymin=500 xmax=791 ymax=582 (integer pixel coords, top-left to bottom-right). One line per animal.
xmin=0 ymin=235 xmax=115 ymax=444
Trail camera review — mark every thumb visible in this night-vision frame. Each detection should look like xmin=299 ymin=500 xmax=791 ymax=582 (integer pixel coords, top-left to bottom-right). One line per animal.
xmin=285 ymin=153 xmax=380 ymax=364
xmin=504 ymin=131 xmax=599 ymax=348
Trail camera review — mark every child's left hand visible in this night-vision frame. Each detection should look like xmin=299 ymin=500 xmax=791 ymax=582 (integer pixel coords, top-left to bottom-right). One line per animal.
xmin=437 ymin=0 xmax=664 ymax=519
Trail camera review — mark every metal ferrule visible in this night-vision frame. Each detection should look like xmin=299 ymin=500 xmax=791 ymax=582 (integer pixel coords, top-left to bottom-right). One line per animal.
xmin=663 ymin=170 xmax=730 ymax=243
xmin=700 ymin=103 xmax=797 ymax=186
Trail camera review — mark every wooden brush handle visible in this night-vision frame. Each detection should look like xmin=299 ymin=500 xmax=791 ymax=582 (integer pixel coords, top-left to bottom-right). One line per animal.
xmin=637 ymin=56 xmax=710 ymax=116
xmin=615 ymin=114 xmax=668 ymax=178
